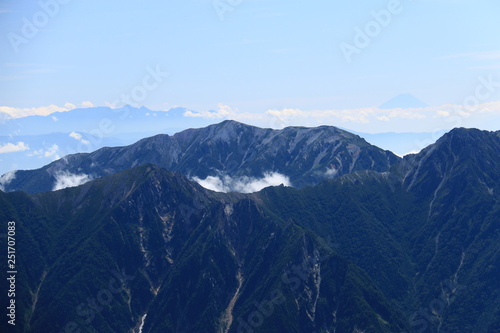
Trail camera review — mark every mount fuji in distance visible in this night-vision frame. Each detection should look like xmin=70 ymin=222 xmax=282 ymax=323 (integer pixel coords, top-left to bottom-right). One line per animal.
xmin=379 ymin=94 xmax=430 ymax=110
xmin=0 ymin=100 xmax=446 ymax=176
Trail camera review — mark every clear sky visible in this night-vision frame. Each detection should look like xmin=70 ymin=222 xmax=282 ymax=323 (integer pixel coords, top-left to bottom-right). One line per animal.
xmin=1 ymin=0 xmax=499 ymax=132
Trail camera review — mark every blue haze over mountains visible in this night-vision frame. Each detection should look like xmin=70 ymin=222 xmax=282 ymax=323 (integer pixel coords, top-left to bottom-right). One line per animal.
xmin=0 ymin=106 xmax=213 ymax=174
xmin=1 ymin=96 xmax=442 ymax=176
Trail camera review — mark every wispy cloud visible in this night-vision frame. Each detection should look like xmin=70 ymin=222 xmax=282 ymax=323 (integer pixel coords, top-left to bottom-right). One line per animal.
xmin=53 ymin=171 xmax=92 ymax=191
xmin=2 ymin=63 xmax=72 ymax=78
xmin=185 ymin=100 xmax=500 ymax=133
xmin=0 ymin=102 xmax=93 ymax=118
xmin=440 ymin=50 xmax=500 ymax=60
xmin=184 ymin=104 xmax=236 ymax=119
xmin=69 ymin=132 xmax=90 ymax=145
xmin=4 ymin=63 xmax=73 ymax=69
xmin=263 ymin=103 xmax=500 ymax=132
xmin=185 ymin=103 xmax=266 ymax=121
xmin=0 ymin=171 xmax=16 ymax=191
xmin=0 ymin=76 xmax=26 ymax=81
xmin=469 ymin=64 xmax=500 ymax=70
xmin=0 ymin=142 xmax=29 ymax=154
xmin=22 ymin=68 xmax=55 ymax=75
xmin=28 ymin=144 xmax=60 ymax=159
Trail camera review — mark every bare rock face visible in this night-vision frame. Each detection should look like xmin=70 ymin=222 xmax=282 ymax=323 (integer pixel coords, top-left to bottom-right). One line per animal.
xmin=2 ymin=120 xmax=399 ymax=193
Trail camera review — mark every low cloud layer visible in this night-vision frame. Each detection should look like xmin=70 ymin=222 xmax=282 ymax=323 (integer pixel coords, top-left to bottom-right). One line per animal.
xmin=263 ymin=102 xmax=500 ymax=133
xmin=0 ymin=170 xmax=16 ymax=191
xmin=0 ymin=101 xmax=94 ymax=118
xmin=185 ymin=101 xmax=500 ymax=133
xmin=53 ymin=171 xmax=92 ymax=191
xmin=192 ymin=172 xmax=291 ymax=193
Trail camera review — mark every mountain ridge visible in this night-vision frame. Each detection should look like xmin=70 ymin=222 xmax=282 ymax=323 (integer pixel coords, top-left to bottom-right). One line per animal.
xmin=0 ymin=125 xmax=498 ymax=332
xmin=2 ymin=120 xmax=400 ymax=193
xmin=0 ymin=164 xmax=411 ymax=332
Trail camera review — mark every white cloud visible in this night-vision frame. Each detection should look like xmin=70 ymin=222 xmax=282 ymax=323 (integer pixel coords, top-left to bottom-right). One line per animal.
xmin=323 ymin=166 xmax=338 ymax=178
xmin=192 ymin=172 xmax=291 ymax=193
xmin=181 ymin=100 xmax=500 ymax=133
xmin=184 ymin=104 xmax=237 ymax=119
xmin=0 ymin=102 xmax=82 ymax=118
xmin=0 ymin=170 xmax=16 ymax=191
xmin=403 ymin=150 xmax=420 ymax=156
xmin=0 ymin=142 xmax=29 ymax=153
xmin=44 ymin=144 xmax=60 ymax=158
xmin=259 ymin=102 xmax=500 ymax=133
xmin=69 ymin=132 xmax=90 ymax=145
xmin=69 ymin=131 xmax=83 ymax=140
xmin=82 ymin=101 xmax=94 ymax=108
xmin=267 ymin=106 xmax=432 ymax=125
xmin=28 ymin=144 xmax=60 ymax=159
xmin=52 ymin=171 xmax=92 ymax=191
xmin=193 ymin=175 xmax=229 ymax=192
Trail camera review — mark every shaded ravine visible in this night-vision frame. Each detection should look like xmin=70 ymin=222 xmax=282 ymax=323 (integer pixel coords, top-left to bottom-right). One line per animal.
xmin=28 ymin=270 xmax=47 ymax=327
xmin=219 ymin=269 xmax=244 ymax=333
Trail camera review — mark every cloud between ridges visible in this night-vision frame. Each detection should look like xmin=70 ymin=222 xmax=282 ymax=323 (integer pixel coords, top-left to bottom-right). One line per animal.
xmin=192 ymin=172 xmax=291 ymax=193
xmin=52 ymin=171 xmax=92 ymax=191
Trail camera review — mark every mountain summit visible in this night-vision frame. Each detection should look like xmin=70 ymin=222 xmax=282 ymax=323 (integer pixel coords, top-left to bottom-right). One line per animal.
xmin=379 ymin=93 xmax=429 ymax=109
xmin=0 ymin=127 xmax=498 ymax=332
xmin=2 ymin=120 xmax=399 ymax=193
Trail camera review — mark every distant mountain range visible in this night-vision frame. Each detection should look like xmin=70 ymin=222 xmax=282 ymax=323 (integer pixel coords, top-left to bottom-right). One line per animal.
xmin=1 ymin=120 xmax=399 ymax=193
xmin=0 ymin=104 xmax=445 ymax=175
xmin=0 ymin=105 xmax=206 ymax=137
xmin=0 ymin=122 xmax=498 ymax=332
xmin=0 ymin=105 xmax=213 ymax=175
xmin=379 ymin=94 xmax=429 ymax=109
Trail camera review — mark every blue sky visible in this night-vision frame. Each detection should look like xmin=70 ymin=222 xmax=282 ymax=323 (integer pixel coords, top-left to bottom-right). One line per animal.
xmin=1 ymin=0 xmax=500 ymax=133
